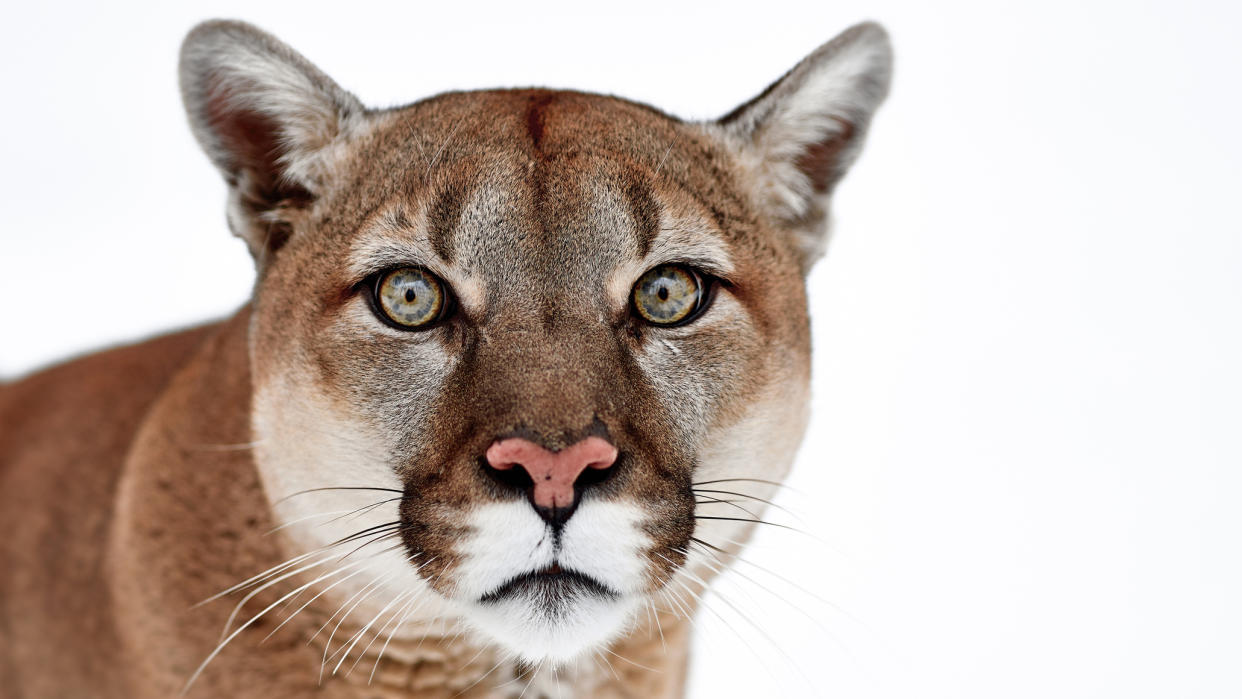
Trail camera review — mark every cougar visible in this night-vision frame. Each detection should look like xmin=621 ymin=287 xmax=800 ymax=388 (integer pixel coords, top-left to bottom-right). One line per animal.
xmin=0 ymin=19 xmax=891 ymax=698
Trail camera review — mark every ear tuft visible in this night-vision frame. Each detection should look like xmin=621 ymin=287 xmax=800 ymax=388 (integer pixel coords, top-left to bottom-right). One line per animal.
xmin=179 ymin=20 xmax=364 ymax=259
xmin=716 ymin=22 xmax=892 ymax=271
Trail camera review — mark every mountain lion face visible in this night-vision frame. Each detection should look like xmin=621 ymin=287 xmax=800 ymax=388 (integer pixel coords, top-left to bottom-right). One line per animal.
xmin=180 ymin=20 xmax=890 ymax=666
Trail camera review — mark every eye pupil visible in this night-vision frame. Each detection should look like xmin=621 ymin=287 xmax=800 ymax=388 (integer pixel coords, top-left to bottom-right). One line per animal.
xmin=374 ymin=267 xmax=448 ymax=330
xmin=632 ymin=264 xmax=707 ymax=326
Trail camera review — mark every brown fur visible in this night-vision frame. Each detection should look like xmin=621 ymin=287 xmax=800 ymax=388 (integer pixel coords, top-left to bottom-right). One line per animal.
xmin=0 ymin=19 xmax=890 ymax=697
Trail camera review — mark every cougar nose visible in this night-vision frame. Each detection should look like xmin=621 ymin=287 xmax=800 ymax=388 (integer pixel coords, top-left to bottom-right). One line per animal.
xmin=484 ymin=436 xmax=618 ymax=526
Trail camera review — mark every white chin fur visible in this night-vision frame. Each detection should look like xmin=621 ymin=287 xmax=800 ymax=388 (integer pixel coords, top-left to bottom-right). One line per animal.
xmin=453 ymin=499 xmax=650 ymax=664
xmin=464 ymin=592 xmax=643 ymax=664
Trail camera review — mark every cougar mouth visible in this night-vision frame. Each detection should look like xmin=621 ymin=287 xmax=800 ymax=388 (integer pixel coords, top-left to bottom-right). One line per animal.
xmin=479 ymin=565 xmax=616 ymax=607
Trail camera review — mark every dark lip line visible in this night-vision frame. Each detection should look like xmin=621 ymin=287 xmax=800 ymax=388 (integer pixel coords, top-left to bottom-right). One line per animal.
xmin=478 ymin=567 xmax=618 ymax=604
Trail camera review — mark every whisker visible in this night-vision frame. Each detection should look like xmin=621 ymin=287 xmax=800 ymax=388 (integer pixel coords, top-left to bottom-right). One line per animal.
xmin=353 ymin=590 xmax=419 ymax=678
xmin=691 ymin=487 xmax=801 ymax=520
xmin=365 ymin=553 xmax=439 ymax=683
xmin=425 ymin=117 xmax=464 ymax=183
xmin=690 ymin=477 xmax=796 ymax=492
xmin=601 ymin=646 xmax=659 ymax=673
xmin=181 ymin=557 xmax=366 ymax=695
xmin=308 ymin=572 xmax=382 ymax=645
xmin=322 ymin=496 xmax=405 ymax=527
xmin=654 ymin=139 xmax=676 ymax=176
xmin=676 ymin=546 xmax=828 ymax=694
xmin=317 ymin=572 xmax=397 ymax=683
xmin=658 ymin=558 xmax=787 ymax=691
xmin=657 ymin=583 xmax=697 ymax=629
xmin=265 ymin=509 xmax=355 ymax=535
xmin=216 ymin=522 xmax=406 ymax=637
xmin=274 ymin=486 xmax=403 ymax=506
xmin=693 ymin=515 xmax=807 ymax=535
xmin=684 ymin=542 xmax=863 ymax=668
xmin=332 ymin=554 xmax=426 ymax=674
xmin=697 ymin=525 xmax=852 ymax=565
xmin=593 ymin=649 xmax=620 ymax=682
xmin=455 ymin=649 xmax=515 ymax=697
xmin=331 ymin=588 xmax=414 ymax=675
xmin=406 ymin=122 xmax=428 ymax=162
xmin=329 ymin=521 xmax=402 ymax=547
xmin=408 ymin=566 xmax=451 ymax=660
xmin=338 ymin=529 xmax=403 ymax=561
xmin=694 ymin=494 xmax=764 ymax=520
xmin=688 ymin=538 xmax=843 ymax=613
xmin=200 ymin=520 xmax=405 ymax=617
xmin=185 ymin=440 xmax=265 ymax=452
xmin=516 ymin=659 xmax=543 ymax=699
xmin=196 ymin=548 xmax=324 ymax=606
xmin=217 ymin=552 xmax=340 ymax=640
xmin=647 ymin=598 xmax=668 ymax=653
xmin=260 ymin=553 xmax=395 ymax=644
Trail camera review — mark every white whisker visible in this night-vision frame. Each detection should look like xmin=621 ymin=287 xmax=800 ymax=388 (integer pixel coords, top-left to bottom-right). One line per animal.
xmin=260 ymin=553 xmax=393 ymax=644
xmin=318 ymin=571 xmax=397 ymax=682
xmin=362 ymin=592 xmax=423 ymax=682
xmin=331 ymin=589 xmax=414 ymax=675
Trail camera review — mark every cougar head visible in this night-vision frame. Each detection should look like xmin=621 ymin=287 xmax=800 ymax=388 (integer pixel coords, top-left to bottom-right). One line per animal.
xmin=180 ymin=20 xmax=890 ymax=664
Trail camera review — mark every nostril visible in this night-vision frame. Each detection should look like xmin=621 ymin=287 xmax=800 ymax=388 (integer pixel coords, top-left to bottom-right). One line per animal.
xmin=483 ymin=436 xmax=619 ymax=521
xmin=480 ymin=456 xmax=534 ymax=492
xmin=573 ymin=458 xmax=616 ymax=490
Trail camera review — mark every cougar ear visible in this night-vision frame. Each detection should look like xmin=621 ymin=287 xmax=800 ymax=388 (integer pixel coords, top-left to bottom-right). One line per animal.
xmin=179 ymin=20 xmax=364 ymax=260
xmin=716 ymin=22 xmax=892 ymax=272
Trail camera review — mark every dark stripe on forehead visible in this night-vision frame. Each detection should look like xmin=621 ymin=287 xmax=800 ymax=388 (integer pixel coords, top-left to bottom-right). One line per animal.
xmin=526 ymin=91 xmax=556 ymax=151
xmin=524 ymin=91 xmax=556 ymax=242
xmin=621 ymin=177 xmax=660 ymax=258
xmin=426 ymin=175 xmax=476 ymax=263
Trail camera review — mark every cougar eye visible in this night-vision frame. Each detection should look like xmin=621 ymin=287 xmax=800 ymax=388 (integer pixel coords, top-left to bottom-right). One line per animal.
xmin=632 ymin=264 xmax=707 ymax=326
xmin=371 ymin=267 xmax=450 ymax=329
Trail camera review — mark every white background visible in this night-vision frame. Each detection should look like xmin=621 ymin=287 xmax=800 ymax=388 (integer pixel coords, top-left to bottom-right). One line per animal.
xmin=3 ymin=1 xmax=1240 ymax=697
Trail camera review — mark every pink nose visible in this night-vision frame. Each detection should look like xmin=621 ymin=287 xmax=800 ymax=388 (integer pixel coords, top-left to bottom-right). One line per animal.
xmin=485 ymin=436 xmax=618 ymax=511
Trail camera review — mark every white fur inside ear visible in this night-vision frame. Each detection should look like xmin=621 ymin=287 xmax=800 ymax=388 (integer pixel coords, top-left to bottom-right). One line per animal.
xmin=713 ymin=22 xmax=892 ymax=269
xmin=179 ymin=20 xmax=364 ymax=190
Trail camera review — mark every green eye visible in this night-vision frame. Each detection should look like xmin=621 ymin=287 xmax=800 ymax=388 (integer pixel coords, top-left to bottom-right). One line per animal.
xmin=632 ymin=264 xmax=706 ymax=326
xmin=373 ymin=267 xmax=448 ymax=329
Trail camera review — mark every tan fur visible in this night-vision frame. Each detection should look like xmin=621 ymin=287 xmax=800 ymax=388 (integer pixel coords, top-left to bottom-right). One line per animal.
xmin=0 ymin=19 xmax=890 ymax=697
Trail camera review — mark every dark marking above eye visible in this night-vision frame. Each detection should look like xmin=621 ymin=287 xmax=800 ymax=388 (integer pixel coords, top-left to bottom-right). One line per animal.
xmin=621 ymin=178 xmax=660 ymax=258
xmin=426 ymin=181 xmax=473 ymax=263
